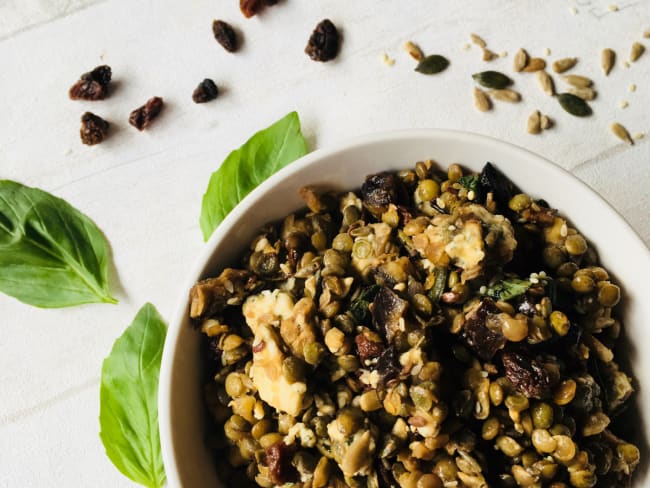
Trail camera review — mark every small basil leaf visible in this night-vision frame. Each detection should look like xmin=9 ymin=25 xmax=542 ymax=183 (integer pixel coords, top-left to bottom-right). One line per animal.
xmin=100 ymin=303 xmax=167 ymax=488
xmin=200 ymin=111 xmax=308 ymax=241
xmin=415 ymin=55 xmax=450 ymax=74
xmin=0 ymin=180 xmax=117 ymax=307
xmin=350 ymin=284 xmax=382 ymax=322
xmin=487 ymin=278 xmax=531 ymax=301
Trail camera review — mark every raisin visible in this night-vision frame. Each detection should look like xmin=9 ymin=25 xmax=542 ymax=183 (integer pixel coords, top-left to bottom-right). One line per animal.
xmin=69 ymin=65 xmax=112 ymax=100
xmin=355 ymin=333 xmax=384 ymax=362
xmin=240 ymin=0 xmax=277 ymax=18
xmin=502 ymin=351 xmax=555 ymax=399
xmin=192 ymin=79 xmax=219 ymax=103
xmin=79 ymin=112 xmax=109 ymax=145
xmin=461 ymin=298 xmax=506 ymax=360
xmin=361 ymin=172 xmax=399 ymax=217
xmin=305 ymin=19 xmax=340 ymax=62
xmin=265 ymin=441 xmax=297 ymax=485
xmin=129 ymin=96 xmax=163 ymax=131
xmin=212 ymin=20 xmax=238 ymax=52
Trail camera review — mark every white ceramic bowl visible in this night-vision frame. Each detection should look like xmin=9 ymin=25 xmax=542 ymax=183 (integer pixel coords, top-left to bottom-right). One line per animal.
xmin=159 ymin=129 xmax=650 ymax=487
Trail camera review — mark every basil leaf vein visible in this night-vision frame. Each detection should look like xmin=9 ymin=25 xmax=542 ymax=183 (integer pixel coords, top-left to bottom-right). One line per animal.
xmin=100 ymin=303 xmax=167 ymax=488
xmin=199 ymin=111 xmax=308 ymax=241
xmin=0 ymin=180 xmax=117 ymax=307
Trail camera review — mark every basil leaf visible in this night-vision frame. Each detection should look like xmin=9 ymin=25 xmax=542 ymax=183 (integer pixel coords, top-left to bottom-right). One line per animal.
xmin=200 ymin=111 xmax=308 ymax=241
xmin=487 ymin=278 xmax=531 ymax=301
xmin=350 ymin=284 xmax=382 ymax=322
xmin=458 ymin=175 xmax=480 ymax=193
xmin=0 ymin=180 xmax=117 ymax=307
xmin=100 ymin=303 xmax=167 ymax=488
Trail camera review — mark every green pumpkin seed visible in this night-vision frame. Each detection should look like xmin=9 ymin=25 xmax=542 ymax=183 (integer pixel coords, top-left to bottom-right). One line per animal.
xmin=558 ymin=93 xmax=592 ymax=117
xmin=472 ymin=71 xmax=513 ymax=89
xmin=415 ymin=54 xmax=450 ymax=74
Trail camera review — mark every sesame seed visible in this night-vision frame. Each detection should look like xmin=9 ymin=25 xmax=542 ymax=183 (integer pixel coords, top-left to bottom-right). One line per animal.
xmin=609 ymin=4 xmax=619 ymax=11
xmin=544 ymin=48 xmax=551 ymax=56
xmin=462 ymin=43 xmax=471 ymax=51
xmin=436 ymin=197 xmax=446 ymax=209
xmin=530 ymin=277 xmax=539 ymax=284
xmin=629 ymin=84 xmax=637 ymax=92
xmin=560 ymin=224 xmax=568 ymax=237
xmin=570 ymin=6 xmax=578 ymax=14
xmin=479 ymin=286 xmax=487 ymax=295
xmin=381 ymin=52 xmax=395 ymax=66
xmin=448 ymin=225 xmax=457 ymax=231
xmin=539 ymin=271 xmax=547 ymax=278
xmin=633 ymin=132 xmax=644 ymax=140
xmin=619 ymin=100 xmax=629 ymax=109
xmin=467 ymin=190 xmax=476 ymax=200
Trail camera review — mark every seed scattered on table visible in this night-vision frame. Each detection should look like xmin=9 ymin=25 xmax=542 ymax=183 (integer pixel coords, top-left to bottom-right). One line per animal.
xmin=482 ymin=48 xmax=498 ymax=61
xmin=619 ymin=100 xmax=629 ymax=109
xmin=527 ymin=110 xmax=541 ymax=134
xmin=634 ymin=132 xmax=644 ymax=140
xmin=537 ymin=71 xmax=555 ymax=96
xmin=488 ymin=88 xmax=521 ymax=102
xmin=192 ymin=79 xmax=219 ymax=103
xmin=610 ymin=122 xmax=633 ymax=145
xmin=404 ymin=41 xmax=424 ymax=61
xmin=80 ymin=112 xmax=109 ymax=145
xmin=212 ymin=20 xmax=238 ymax=52
xmin=568 ymin=87 xmax=596 ymax=101
xmin=609 ymin=4 xmax=619 ymax=11
xmin=540 ymin=114 xmax=553 ymax=130
xmin=630 ymin=42 xmax=645 ymax=62
xmin=523 ymin=57 xmax=547 ymax=72
xmin=472 ymin=70 xmax=513 ymax=89
xmin=562 ymin=74 xmax=593 ymax=88
xmin=473 ymin=87 xmax=492 ymax=112
xmin=629 ymin=83 xmax=637 ymax=92
xmin=513 ymin=48 xmax=528 ymax=72
xmin=558 ymin=93 xmax=592 ymax=116
xmin=415 ymin=55 xmax=450 ymax=74
xmin=602 ymin=48 xmax=616 ymax=75
xmin=544 ymin=47 xmax=551 ymax=56
xmin=552 ymin=57 xmax=577 ymax=73
xmin=129 ymin=96 xmax=164 ymax=131
xmin=644 ymin=29 xmax=650 ymax=38
xmin=381 ymin=52 xmax=395 ymax=66
xmin=470 ymin=33 xmax=487 ymax=48
xmin=69 ymin=65 xmax=112 ymax=101
xmin=305 ymin=19 xmax=340 ymax=62
xmin=240 ymin=0 xmax=277 ymax=18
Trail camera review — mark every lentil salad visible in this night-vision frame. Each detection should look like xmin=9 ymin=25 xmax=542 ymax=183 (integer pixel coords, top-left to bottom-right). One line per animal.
xmin=189 ymin=160 xmax=640 ymax=487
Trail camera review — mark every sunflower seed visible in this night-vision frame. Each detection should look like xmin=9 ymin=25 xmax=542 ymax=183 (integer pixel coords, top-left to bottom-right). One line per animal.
xmin=602 ymin=49 xmax=616 ymax=76
xmin=540 ymin=114 xmax=553 ymax=130
xmin=404 ymin=41 xmax=424 ymax=61
xmin=415 ymin=55 xmax=449 ymax=74
xmin=513 ymin=48 xmax=528 ymax=72
xmin=552 ymin=57 xmax=577 ymax=73
xmin=630 ymin=42 xmax=645 ymax=62
xmin=537 ymin=71 xmax=555 ymax=96
xmin=562 ymin=74 xmax=593 ymax=88
xmin=527 ymin=110 xmax=542 ymax=134
xmin=488 ymin=88 xmax=521 ymax=102
xmin=523 ymin=57 xmax=547 ymax=72
xmin=470 ymin=33 xmax=487 ymax=48
xmin=482 ymin=48 xmax=498 ymax=61
xmin=568 ymin=87 xmax=597 ymax=100
xmin=558 ymin=93 xmax=592 ymax=116
xmin=473 ymin=71 xmax=513 ymax=89
xmin=610 ymin=122 xmax=633 ymax=145
xmin=474 ymin=87 xmax=492 ymax=112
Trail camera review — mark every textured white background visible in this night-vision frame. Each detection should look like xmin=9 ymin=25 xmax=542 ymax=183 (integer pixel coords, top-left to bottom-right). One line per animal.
xmin=0 ymin=0 xmax=648 ymax=486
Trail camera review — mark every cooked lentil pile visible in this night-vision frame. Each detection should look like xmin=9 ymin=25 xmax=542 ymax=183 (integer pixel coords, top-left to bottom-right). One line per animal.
xmin=190 ymin=161 xmax=640 ymax=488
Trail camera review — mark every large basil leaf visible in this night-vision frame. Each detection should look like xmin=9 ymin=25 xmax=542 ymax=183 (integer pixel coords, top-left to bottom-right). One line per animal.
xmin=199 ymin=111 xmax=308 ymax=241
xmin=0 ymin=180 xmax=117 ymax=307
xmin=100 ymin=303 xmax=167 ymax=488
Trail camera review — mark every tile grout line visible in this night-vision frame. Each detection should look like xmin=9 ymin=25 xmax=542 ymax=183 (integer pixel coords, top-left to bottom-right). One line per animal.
xmin=0 ymin=377 xmax=100 ymax=428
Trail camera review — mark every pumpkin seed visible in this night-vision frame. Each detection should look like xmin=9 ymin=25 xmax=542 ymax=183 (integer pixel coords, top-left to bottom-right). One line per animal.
xmin=540 ymin=114 xmax=553 ymax=130
xmin=404 ymin=41 xmax=424 ymax=61
xmin=523 ymin=57 xmax=547 ymax=72
xmin=483 ymin=48 xmax=498 ymax=61
xmin=415 ymin=55 xmax=450 ymax=74
xmin=470 ymin=33 xmax=486 ymax=48
xmin=602 ymin=48 xmax=615 ymax=76
xmin=537 ymin=71 xmax=555 ymax=96
xmin=473 ymin=87 xmax=492 ymax=112
xmin=563 ymin=74 xmax=593 ymax=88
xmin=489 ymin=88 xmax=521 ymax=102
xmin=630 ymin=42 xmax=645 ymax=62
xmin=610 ymin=122 xmax=633 ymax=145
xmin=558 ymin=93 xmax=592 ymax=117
xmin=552 ymin=57 xmax=577 ymax=73
xmin=472 ymin=71 xmax=513 ymax=89
xmin=513 ymin=48 xmax=528 ymax=72
xmin=527 ymin=110 xmax=541 ymax=135
xmin=568 ymin=87 xmax=596 ymax=101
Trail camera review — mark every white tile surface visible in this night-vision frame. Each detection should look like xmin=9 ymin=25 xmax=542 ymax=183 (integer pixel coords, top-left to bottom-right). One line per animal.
xmin=0 ymin=0 xmax=648 ymax=486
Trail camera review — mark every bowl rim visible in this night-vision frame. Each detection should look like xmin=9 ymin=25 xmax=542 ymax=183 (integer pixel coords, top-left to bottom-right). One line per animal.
xmin=158 ymin=128 xmax=650 ymax=486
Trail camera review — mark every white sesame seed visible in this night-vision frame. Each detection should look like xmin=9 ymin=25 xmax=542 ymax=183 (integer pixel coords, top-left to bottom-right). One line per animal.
xmin=381 ymin=52 xmax=395 ymax=66
xmin=539 ymin=271 xmax=547 ymax=278
xmin=467 ymin=190 xmax=476 ymax=201
xmin=629 ymin=84 xmax=637 ymax=92
xmin=448 ymin=225 xmax=456 ymax=231
xmin=530 ymin=272 xmax=539 ymax=280
xmin=436 ymin=197 xmax=446 ymax=209
xmin=619 ymin=100 xmax=629 ymax=109
xmin=544 ymin=48 xmax=551 ymax=56
xmin=634 ymin=132 xmax=644 ymax=140
xmin=479 ymin=286 xmax=487 ymax=295
xmin=530 ymin=277 xmax=539 ymax=284
xmin=570 ymin=6 xmax=578 ymax=14
xmin=622 ymin=61 xmax=630 ymax=68
xmin=560 ymin=223 xmax=568 ymax=237
xmin=609 ymin=4 xmax=619 ymax=11
xmin=462 ymin=43 xmax=471 ymax=51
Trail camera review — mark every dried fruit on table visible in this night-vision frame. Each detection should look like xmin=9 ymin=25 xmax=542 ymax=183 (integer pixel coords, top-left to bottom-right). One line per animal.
xmin=212 ymin=20 xmax=238 ymax=52
xmin=472 ymin=71 xmax=513 ymax=89
xmin=79 ymin=112 xmax=109 ymax=145
xmin=415 ymin=55 xmax=450 ymax=74
xmin=129 ymin=96 xmax=164 ymax=131
xmin=305 ymin=19 xmax=340 ymax=62
xmin=192 ymin=79 xmax=219 ymax=103
xmin=557 ymin=93 xmax=592 ymax=117
xmin=502 ymin=351 xmax=555 ymax=399
xmin=240 ymin=0 xmax=277 ymax=18
xmin=69 ymin=65 xmax=112 ymax=101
